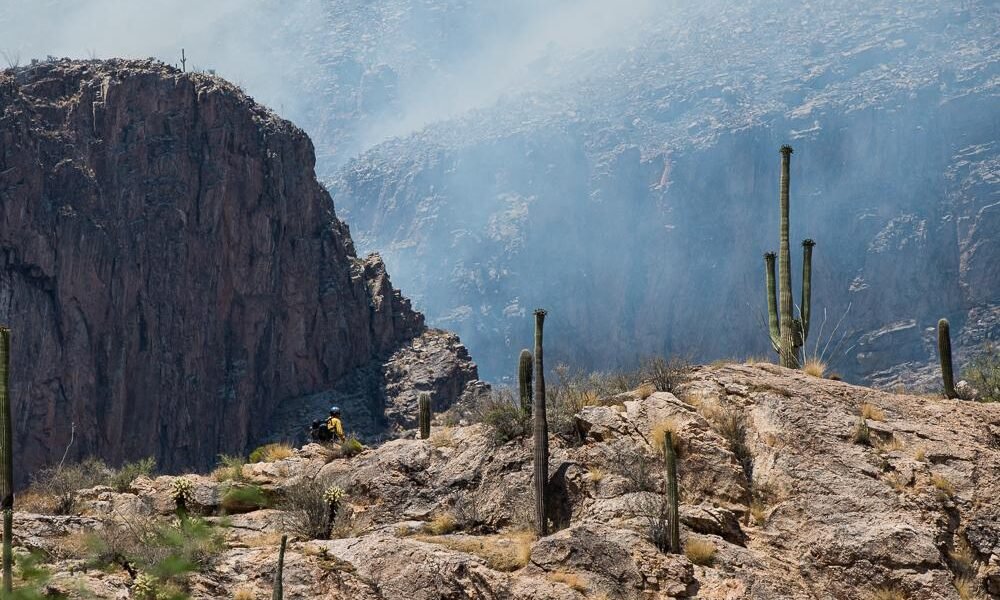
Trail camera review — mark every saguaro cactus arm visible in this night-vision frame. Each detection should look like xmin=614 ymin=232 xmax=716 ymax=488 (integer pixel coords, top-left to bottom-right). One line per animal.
xmin=518 ymin=349 xmax=533 ymax=416
xmin=1 ymin=326 xmax=12 ymax=593
xmin=938 ymin=319 xmax=958 ymax=399
xmin=533 ymin=309 xmax=549 ymax=537
xmin=801 ymin=239 xmax=815 ymax=341
xmin=764 ymin=252 xmax=780 ymax=353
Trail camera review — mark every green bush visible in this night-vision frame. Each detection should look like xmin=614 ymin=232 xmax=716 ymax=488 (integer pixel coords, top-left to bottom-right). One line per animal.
xmin=481 ymin=392 xmax=530 ymax=445
xmin=961 ymin=344 xmax=1000 ymax=402
xmin=110 ymin=457 xmax=156 ymax=492
xmin=220 ymin=484 xmax=269 ymax=514
xmin=340 ymin=435 xmax=364 ymax=457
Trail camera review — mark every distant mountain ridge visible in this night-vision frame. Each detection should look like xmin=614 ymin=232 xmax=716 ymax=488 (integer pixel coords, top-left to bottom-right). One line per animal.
xmin=320 ymin=0 xmax=999 ymax=384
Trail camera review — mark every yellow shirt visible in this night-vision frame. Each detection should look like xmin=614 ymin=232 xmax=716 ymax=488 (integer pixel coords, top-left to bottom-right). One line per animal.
xmin=326 ymin=417 xmax=345 ymax=440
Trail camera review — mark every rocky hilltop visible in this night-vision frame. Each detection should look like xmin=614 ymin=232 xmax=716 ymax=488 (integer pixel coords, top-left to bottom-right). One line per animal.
xmin=0 ymin=60 xmax=481 ymax=484
xmin=11 ymin=364 xmax=1000 ymax=599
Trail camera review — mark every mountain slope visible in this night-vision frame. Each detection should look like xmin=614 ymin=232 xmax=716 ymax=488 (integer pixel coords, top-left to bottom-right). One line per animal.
xmin=0 ymin=59 xmax=480 ymax=484
xmin=328 ymin=0 xmax=999 ymax=384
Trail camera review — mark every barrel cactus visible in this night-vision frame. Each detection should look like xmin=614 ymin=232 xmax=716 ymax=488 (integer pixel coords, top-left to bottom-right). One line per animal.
xmin=518 ymin=349 xmax=533 ymax=416
xmin=764 ymin=146 xmax=814 ymax=368
xmin=418 ymin=392 xmax=431 ymax=439
xmin=533 ymin=309 xmax=549 ymax=536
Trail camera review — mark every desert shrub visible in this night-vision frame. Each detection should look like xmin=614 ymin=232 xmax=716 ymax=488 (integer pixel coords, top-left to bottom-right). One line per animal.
xmin=340 ymin=435 xmax=364 ymax=457
xmin=610 ymin=446 xmax=657 ymax=493
xmin=221 ymin=484 xmax=269 ymax=514
xmin=713 ymin=409 xmax=752 ymax=482
xmin=87 ymin=514 xmax=225 ymax=589
xmin=480 ymin=388 xmax=531 ymax=445
xmin=871 ymin=587 xmax=906 ymax=600
xmin=110 ymin=457 xmax=156 ymax=493
xmin=961 ymin=344 xmax=1000 ymax=402
xmin=279 ymin=480 xmax=347 ymax=539
xmin=28 ymin=457 xmax=114 ymax=514
xmin=853 ymin=417 xmax=871 ymax=446
xmin=248 ymin=443 xmax=294 ymax=463
xmin=213 ymin=454 xmax=246 ymax=482
xmin=639 ymin=356 xmax=691 ymax=393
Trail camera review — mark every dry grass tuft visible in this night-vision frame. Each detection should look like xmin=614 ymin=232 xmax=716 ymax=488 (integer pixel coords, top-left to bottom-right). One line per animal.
xmin=803 ymin=358 xmax=827 ymax=378
xmin=875 ymin=435 xmax=905 ymax=452
xmin=232 ymin=588 xmax=257 ymax=600
xmin=871 ymin=587 xmax=906 ymax=600
xmin=953 ymin=575 xmax=983 ymax=600
xmin=430 ymin=427 xmax=456 ymax=449
xmin=414 ymin=530 xmax=534 ymax=572
xmin=635 ymin=382 xmax=656 ymax=399
xmin=884 ymin=473 xmax=909 ymax=493
xmin=931 ymin=473 xmax=956 ymax=499
xmin=549 ymin=571 xmax=588 ymax=592
xmin=684 ymin=538 xmax=716 ymax=566
xmin=743 ymin=355 xmax=771 ymax=366
xmin=650 ymin=419 xmax=681 ymax=455
xmin=239 ymin=532 xmax=286 ymax=549
xmin=749 ymin=501 xmax=767 ymax=526
xmin=950 ymin=539 xmax=976 ymax=575
xmin=262 ymin=443 xmax=294 ymax=462
xmin=425 ymin=513 xmax=458 ymax=535
xmin=15 ymin=491 xmax=60 ymax=514
xmin=913 ymin=447 xmax=926 ymax=462
xmin=860 ymin=403 xmax=886 ymax=421
xmin=587 ymin=467 xmax=604 ymax=484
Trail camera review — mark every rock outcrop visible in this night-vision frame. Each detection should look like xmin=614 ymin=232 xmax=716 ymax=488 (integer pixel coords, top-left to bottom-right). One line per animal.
xmin=0 ymin=59 xmax=480 ymax=484
xmin=11 ymin=364 xmax=1000 ymax=598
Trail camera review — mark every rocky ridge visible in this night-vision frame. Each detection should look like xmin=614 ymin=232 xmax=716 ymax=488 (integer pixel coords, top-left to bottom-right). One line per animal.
xmin=0 ymin=59 xmax=481 ymax=483
xmin=11 ymin=364 xmax=1000 ymax=599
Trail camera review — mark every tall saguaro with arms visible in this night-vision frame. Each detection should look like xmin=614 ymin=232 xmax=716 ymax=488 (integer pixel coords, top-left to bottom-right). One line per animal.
xmin=764 ymin=145 xmax=815 ymax=369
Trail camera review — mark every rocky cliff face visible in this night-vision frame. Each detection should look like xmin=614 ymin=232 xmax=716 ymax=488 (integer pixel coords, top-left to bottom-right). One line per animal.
xmin=0 ymin=59 xmax=479 ymax=484
xmin=12 ymin=364 xmax=1000 ymax=598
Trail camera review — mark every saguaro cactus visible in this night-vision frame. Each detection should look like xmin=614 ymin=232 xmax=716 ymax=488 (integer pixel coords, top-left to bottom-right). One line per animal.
xmin=271 ymin=534 xmax=287 ymax=600
xmin=764 ymin=146 xmax=814 ymax=369
xmin=938 ymin=319 xmax=958 ymax=399
xmin=1 ymin=326 xmax=12 ymax=593
xmin=533 ymin=309 xmax=549 ymax=537
xmin=418 ymin=392 xmax=431 ymax=439
xmin=518 ymin=349 xmax=533 ymax=415
xmin=664 ymin=431 xmax=680 ymax=554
